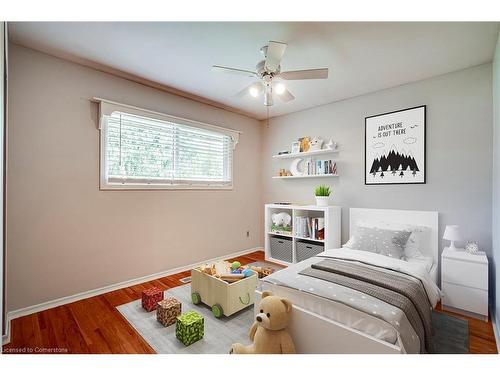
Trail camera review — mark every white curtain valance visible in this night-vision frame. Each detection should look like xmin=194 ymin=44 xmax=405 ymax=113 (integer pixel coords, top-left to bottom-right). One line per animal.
xmin=93 ymin=97 xmax=240 ymax=147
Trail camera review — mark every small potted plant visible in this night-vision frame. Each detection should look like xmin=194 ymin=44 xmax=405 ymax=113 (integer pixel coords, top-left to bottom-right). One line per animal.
xmin=314 ymin=185 xmax=331 ymax=207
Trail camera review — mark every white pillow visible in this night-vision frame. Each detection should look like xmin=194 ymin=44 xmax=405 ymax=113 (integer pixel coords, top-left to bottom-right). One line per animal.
xmin=354 ymin=220 xmax=429 ymax=260
xmin=406 ymin=255 xmax=434 ymax=273
xmin=343 ymin=225 xmax=411 ymax=259
xmin=404 ymin=230 xmax=425 ymax=259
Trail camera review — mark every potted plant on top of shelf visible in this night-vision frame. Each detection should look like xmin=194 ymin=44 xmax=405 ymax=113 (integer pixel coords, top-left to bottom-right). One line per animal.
xmin=315 ymin=185 xmax=331 ymax=207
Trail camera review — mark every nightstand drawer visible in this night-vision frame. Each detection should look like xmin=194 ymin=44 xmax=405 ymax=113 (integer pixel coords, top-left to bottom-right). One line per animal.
xmin=442 ymin=281 xmax=488 ymax=316
xmin=442 ymin=258 xmax=488 ymax=290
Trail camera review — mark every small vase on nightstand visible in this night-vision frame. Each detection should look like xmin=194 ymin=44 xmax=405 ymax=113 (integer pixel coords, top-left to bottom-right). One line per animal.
xmin=465 ymin=241 xmax=480 ymax=254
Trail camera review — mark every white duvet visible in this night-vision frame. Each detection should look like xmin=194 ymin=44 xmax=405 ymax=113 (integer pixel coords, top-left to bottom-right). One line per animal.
xmin=321 ymin=248 xmax=442 ymax=307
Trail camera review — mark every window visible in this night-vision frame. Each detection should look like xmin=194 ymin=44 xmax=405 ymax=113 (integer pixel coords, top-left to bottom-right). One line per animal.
xmin=97 ymin=99 xmax=239 ymax=189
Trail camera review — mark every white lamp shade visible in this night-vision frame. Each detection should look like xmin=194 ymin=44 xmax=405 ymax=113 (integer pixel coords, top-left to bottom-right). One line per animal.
xmin=443 ymin=225 xmax=462 ymax=241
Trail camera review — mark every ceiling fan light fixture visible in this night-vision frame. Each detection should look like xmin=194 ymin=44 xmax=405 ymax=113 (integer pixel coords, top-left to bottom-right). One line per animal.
xmin=264 ymin=91 xmax=273 ymax=106
xmin=275 ymin=82 xmax=286 ymax=95
xmin=213 ymin=40 xmax=328 ymax=107
xmin=249 ymin=86 xmax=260 ymax=98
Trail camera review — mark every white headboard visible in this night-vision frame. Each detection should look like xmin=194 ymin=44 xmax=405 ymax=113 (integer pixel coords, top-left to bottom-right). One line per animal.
xmin=349 ymin=208 xmax=439 ymax=267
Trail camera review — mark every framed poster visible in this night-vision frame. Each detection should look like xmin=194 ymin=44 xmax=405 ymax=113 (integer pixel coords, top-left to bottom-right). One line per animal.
xmin=365 ymin=105 xmax=426 ymax=185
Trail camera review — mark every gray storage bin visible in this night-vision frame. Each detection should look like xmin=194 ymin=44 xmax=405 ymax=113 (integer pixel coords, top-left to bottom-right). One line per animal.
xmin=296 ymin=240 xmax=324 ymax=262
xmin=269 ymin=236 xmax=293 ymax=263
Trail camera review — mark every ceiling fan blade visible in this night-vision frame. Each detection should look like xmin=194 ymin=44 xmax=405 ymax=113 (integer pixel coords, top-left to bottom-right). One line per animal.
xmin=278 ymin=87 xmax=295 ymax=102
xmin=212 ymin=65 xmax=257 ymax=77
xmin=280 ymin=68 xmax=329 ymax=80
xmin=235 ymin=82 xmax=263 ymax=98
xmin=264 ymin=41 xmax=287 ymax=72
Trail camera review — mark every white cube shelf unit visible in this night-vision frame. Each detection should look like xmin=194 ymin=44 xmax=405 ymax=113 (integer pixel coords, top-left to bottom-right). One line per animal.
xmin=264 ymin=203 xmax=342 ymax=265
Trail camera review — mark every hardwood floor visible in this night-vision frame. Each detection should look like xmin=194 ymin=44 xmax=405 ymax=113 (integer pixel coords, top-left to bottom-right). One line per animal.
xmin=435 ymin=302 xmax=498 ymax=354
xmin=2 ymin=250 xmax=498 ymax=354
xmin=2 ymin=251 xmax=266 ymax=354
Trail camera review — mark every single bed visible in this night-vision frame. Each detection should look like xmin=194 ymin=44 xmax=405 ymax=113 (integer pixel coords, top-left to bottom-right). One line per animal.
xmin=256 ymin=208 xmax=440 ymax=354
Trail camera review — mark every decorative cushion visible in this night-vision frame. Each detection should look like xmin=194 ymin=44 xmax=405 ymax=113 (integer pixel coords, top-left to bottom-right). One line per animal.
xmin=176 ymin=311 xmax=204 ymax=346
xmin=156 ymin=297 xmax=182 ymax=327
xmin=141 ymin=287 xmax=164 ymax=312
xmin=343 ymin=226 xmax=411 ymax=259
xmin=354 ymin=220 xmax=429 ymax=260
xmin=402 ymin=228 xmax=427 ymax=259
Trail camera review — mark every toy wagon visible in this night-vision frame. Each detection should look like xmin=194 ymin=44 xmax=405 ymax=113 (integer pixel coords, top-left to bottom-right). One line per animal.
xmin=190 ymin=267 xmax=257 ymax=318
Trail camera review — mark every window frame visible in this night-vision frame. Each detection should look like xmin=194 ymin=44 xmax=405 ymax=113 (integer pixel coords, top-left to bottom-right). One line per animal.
xmin=95 ymin=98 xmax=239 ymax=191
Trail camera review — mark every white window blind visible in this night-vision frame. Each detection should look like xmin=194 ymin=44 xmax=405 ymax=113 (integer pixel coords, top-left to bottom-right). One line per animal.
xmin=97 ymin=100 xmax=238 ymax=189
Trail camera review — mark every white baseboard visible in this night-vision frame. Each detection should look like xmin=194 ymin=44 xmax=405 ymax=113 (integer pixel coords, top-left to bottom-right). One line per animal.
xmin=2 ymin=331 xmax=9 ymax=346
xmin=2 ymin=306 xmax=11 ymax=346
xmin=491 ymin=308 xmax=500 ymax=353
xmin=2 ymin=246 xmax=263 ymax=346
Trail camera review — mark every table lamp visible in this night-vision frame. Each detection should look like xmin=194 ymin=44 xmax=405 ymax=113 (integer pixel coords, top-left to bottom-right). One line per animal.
xmin=443 ymin=225 xmax=462 ymax=250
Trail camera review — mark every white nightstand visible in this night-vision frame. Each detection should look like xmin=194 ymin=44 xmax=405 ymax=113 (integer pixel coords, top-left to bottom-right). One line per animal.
xmin=441 ymin=247 xmax=489 ymax=321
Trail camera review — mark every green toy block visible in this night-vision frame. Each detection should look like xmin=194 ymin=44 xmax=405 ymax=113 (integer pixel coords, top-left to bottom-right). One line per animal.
xmin=176 ymin=311 xmax=204 ymax=346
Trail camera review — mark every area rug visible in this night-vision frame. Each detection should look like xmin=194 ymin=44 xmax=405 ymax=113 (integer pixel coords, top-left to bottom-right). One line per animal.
xmin=117 ymin=284 xmax=468 ymax=354
xmin=431 ymin=311 xmax=469 ymax=354
xmin=117 ymin=284 xmax=252 ymax=354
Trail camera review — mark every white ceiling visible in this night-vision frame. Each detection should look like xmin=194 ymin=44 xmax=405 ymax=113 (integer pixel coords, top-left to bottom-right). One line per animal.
xmin=9 ymin=22 xmax=499 ymax=120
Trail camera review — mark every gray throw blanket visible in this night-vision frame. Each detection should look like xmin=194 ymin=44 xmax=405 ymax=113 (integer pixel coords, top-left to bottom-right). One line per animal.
xmin=299 ymin=259 xmax=434 ymax=353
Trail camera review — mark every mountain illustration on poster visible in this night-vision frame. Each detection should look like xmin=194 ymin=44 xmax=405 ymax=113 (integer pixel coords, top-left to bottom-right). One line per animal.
xmin=369 ymin=146 xmax=420 ymax=178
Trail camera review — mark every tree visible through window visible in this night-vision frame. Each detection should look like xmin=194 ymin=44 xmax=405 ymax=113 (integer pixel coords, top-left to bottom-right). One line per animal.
xmin=102 ymin=111 xmax=233 ymax=188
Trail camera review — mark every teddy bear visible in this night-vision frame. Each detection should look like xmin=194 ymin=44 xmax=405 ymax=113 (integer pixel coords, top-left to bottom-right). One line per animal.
xmin=271 ymin=212 xmax=292 ymax=228
xmin=309 ymin=137 xmax=324 ymax=151
xmin=299 ymin=136 xmax=311 ymax=152
xmin=230 ymin=291 xmax=296 ymax=354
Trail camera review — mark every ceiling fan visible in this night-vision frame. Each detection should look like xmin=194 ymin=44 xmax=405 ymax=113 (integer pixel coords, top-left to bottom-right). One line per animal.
xmin=212 ymin=41 xmax=328 ymax=106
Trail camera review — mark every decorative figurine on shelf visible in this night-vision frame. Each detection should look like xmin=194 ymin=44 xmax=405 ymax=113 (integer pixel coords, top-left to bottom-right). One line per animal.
xmin=325 ymin=138 xmax=337 ymax=150
xmin=299 ymin=136 xmax=311 ymax=152
xmin=278 ymin=169 xmax=292 ymax=177
xmin=271 ymin=212 xmax=292 ymax=234
xmin=290 ymin=158 xmax=303 ymax=177
xmin=309 ymin=137 xmax=324 ymax=151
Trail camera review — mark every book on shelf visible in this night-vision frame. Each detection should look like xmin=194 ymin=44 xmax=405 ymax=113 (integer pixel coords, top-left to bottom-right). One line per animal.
xmin=315 ymin=217 xmax=325 ymax=240
xmin=294 ymin=216 xmax=308 ymax=238
xmin=294 ymin=216 xmax=325 ymax=240
xmin=305 ymin=158 xmax=337 ymax=176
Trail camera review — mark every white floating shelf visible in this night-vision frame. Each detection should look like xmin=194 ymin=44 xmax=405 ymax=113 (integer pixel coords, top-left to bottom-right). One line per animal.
xmin=273 ymin=174 xmax=339 ymax=179
xmin=272 ymin=149 xmax=339 ymax=159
